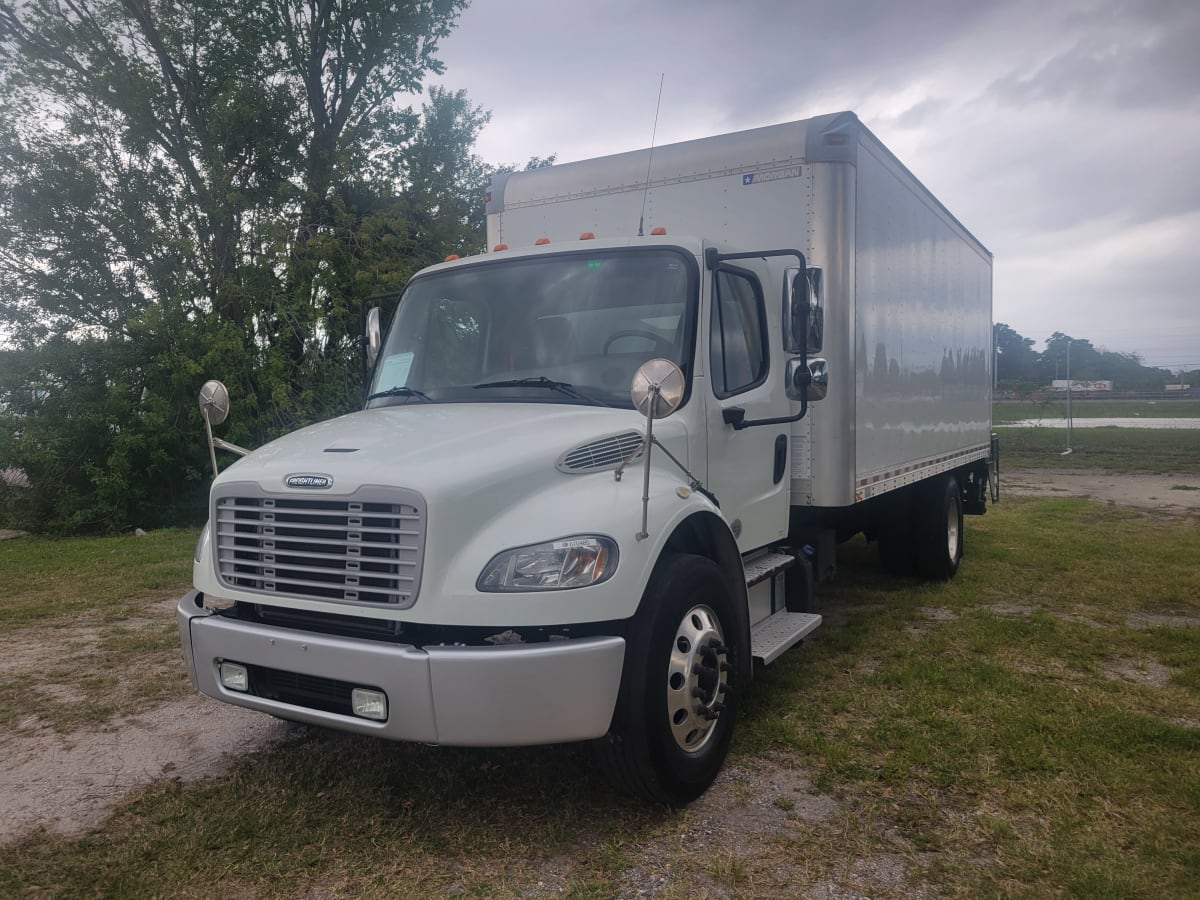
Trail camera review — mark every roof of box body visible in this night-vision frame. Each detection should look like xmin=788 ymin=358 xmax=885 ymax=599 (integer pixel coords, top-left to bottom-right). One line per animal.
xmin=486 ymin=110 xmax=990 ymax=259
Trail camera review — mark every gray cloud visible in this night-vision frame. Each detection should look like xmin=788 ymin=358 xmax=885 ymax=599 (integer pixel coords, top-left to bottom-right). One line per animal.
xmin=430 ymin=0 xmax=1200 ymax=367
xmin=987 ymin=2 xmax=1200 ymax=111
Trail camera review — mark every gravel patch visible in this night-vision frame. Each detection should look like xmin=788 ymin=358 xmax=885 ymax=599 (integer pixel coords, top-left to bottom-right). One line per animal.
xmin=1125 ymin=612 xmax=1200 ymax=630
xmin=1101 ymin=657 xmax=1172 ymax=688
xmin=0 ymin=697 xmax=292 ymax=844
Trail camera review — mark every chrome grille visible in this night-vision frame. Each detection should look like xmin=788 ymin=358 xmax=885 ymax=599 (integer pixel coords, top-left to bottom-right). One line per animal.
xmin=557 ymin=431 xmax=644 ymax=473
xmin=213 ymin=487 xmax=424 ymax=606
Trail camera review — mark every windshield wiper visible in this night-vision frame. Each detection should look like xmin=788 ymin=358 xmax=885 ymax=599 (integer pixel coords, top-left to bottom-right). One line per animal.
xmin=365 ymin=386 xmax=434 ymax=403
xmin=473 ymin=376 xmax=607 ymax=406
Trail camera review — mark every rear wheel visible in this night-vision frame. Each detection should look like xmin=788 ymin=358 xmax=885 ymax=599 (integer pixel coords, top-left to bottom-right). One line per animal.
xmin=594 ymin=553 xmax=741 ymax=806
xmin=915 ymin=475 xmax=963 ymax=580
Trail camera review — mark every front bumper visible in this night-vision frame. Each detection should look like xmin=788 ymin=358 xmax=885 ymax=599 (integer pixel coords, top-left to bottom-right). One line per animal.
xmin=176 ymin=592 xmax=625 ymax=746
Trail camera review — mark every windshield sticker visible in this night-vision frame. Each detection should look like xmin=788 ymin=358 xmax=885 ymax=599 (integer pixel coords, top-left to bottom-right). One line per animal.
xmin=742 ymin=165 xmax=802 ymax=186
xmin=377 ymin=352 xmax=414 ymax=389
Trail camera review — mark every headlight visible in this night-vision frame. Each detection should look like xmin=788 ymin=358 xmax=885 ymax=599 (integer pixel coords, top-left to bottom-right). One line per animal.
xmin=477 ymin=535 xmax=619 ymax=592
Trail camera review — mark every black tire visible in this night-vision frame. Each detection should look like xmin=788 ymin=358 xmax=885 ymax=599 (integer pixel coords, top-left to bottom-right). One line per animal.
xmin=594 ymin=553 xmax=742 ymax=806
xmin=989 ymin=434 xmax=1001 ymax=503
xmin=915 ymin=475 xmax=963 ymax=580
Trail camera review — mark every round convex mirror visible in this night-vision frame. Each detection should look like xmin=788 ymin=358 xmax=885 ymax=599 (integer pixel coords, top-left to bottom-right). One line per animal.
xmin=630 ymin=358 xmax=685 ymax=419
xmin=198 ymin=380 xmax=231 ymax=426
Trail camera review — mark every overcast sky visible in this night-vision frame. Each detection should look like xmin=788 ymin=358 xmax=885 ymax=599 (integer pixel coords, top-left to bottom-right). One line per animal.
xmin=428 ymin=0 xmax=1199 ymax=370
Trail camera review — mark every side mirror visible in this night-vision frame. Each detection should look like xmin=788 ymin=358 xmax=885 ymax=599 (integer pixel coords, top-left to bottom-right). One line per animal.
xmin=783 ymin=266 xmax=824 ymax=355
xmin=786 ymin=358 xmax=829 ymax=402
xmin=628 ymin=358 xmax=687 ymax=541
xmin=630 ymin=358 xmax=685 ymax=419
xmin=783 ymin=268 xmax=807 ymax=355
xmin=807 ymin=358 xmax=829 ymax=402
xmin=199 ymin=380 xmax=230 ymax=426
xmin=366 ymin=307 xmax=382 ymax=368
xmin=198 ymin=379 xmax=249 ymax=477
xmin=805 ymin=266 xmax=824 ymax=354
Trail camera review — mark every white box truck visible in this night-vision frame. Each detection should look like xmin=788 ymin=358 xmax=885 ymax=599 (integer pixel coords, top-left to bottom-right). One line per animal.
xmin=178 ymin=111 xmax=995 ymax=805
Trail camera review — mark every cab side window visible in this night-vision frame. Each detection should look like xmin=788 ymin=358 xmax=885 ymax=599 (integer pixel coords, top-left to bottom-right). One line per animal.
xmin=710 ymin=268 xmax=768 ymax=397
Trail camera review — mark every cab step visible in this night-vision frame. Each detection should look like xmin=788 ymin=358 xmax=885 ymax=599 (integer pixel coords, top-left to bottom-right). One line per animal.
xmin=742 ymin=550 xmax=797 ymax=587
xmin=750 ymin=609 xmax=822 ymax=665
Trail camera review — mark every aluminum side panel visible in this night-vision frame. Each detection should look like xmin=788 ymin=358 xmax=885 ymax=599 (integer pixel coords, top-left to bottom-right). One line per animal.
xmin=852 ymin=139 xmax=993 ymax=485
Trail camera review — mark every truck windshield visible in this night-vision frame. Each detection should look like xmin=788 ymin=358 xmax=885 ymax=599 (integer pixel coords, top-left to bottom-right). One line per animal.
xmin=368 ymin=248 xmax=697 ymax=409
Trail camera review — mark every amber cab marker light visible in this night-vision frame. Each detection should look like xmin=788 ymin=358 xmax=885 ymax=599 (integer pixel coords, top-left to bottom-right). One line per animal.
xmin=444 ymin=254 xmax=460 ymax=261
xmin=650 ymin=227 xmax=667 ymax=235
xmin=579 ymin=232 xmax=596 ymax=240
xmin=535 ymin=237 xmax=551 ymax=245
xmin=493 ymin=243 xmax=509 ymax=251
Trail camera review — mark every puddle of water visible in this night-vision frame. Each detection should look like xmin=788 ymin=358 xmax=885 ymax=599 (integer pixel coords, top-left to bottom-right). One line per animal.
xmin=999 ymin=418 xmax=1200 ymax=430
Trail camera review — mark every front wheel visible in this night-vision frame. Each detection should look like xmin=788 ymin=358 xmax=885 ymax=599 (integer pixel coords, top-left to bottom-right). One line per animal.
xmin=594 ymin=553 xmax=742 ymax=806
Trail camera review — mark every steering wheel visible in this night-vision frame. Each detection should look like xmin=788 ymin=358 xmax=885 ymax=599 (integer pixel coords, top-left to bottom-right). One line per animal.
xmin=602 ymin=330 xmax=674 ymax=357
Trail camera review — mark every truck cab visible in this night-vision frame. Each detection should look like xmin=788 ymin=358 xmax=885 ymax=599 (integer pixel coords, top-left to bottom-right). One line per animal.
xmin=181 ymin=233 xmax=823 ymax=804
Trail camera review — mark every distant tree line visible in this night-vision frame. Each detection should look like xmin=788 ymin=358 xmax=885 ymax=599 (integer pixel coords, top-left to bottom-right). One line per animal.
xmin=0 ymin=0 xmax=549 ymax=534
xmin=993 ymin=324 xmax=1197 ymax=397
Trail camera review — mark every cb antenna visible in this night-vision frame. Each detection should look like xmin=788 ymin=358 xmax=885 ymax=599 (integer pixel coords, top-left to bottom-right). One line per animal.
xmin=637 ymin=73 xmax=665 ymax=237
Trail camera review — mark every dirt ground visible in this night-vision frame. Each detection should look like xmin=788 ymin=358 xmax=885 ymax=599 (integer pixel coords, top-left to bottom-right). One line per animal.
xmin=1 ymin=470 xmax=1195 ymax=872
xmin=1002 ymin=468 xmax=1200 ymax=515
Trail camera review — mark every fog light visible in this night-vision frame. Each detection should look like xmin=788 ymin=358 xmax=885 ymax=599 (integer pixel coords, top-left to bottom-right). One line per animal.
xmin=219 ymin=661 xmax=249 ymax=692
xmin=351 ymin=687 xmax=388 ymax=721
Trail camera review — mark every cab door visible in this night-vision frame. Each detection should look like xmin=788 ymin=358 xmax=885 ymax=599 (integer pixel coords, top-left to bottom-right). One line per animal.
xmin=702 ymin=257 xmax=791 ymax=552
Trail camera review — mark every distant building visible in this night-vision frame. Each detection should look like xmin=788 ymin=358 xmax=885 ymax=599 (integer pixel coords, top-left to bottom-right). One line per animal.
xmin=1050 ymin=379 xmax=1112 ymax=392
xmin=1165 ymin=383 xmax=1192 ymax=392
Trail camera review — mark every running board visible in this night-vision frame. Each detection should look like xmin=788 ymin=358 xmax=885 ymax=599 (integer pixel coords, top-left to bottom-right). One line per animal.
xmin=751 ymin=610 xmax=822 ymax=665
xmin=743 ymin=550 xmax=797 ymax=587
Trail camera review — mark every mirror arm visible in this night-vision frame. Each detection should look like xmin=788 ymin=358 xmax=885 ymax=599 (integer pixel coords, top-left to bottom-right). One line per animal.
xmin=202 ymin=412 xmax=220 ymax=479
xmin=725 ymin=353 xmax=815 ymax=431
xmin=636 ymin=384 xmax=660 ymax=541
xmin=705 ymin=247 xmax=806 ymax=271
xmin=213 ymin=437 xmax=250 ymax=457
xmin=723 ymin=398 xmax=808 ymax=431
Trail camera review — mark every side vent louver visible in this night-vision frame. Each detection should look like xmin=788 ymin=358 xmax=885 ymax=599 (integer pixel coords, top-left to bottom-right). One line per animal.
xmin=557 ymin=431 xmax=645 ymax=474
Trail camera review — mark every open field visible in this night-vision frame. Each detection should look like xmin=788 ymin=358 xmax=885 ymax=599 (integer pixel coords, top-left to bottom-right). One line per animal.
xmin=994 ymin=399 xmax=1200 ymax=475
xmin=993 ymin=399 xmax=1200 ymax=424
xmin=996 ymin=427 xmax=1200 ymax=476
xmin=1 ymin=417 xmax=1198 ymax=897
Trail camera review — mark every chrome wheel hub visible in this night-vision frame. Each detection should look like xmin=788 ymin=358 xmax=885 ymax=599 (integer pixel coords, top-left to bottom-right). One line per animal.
xmin=666 ymin=604 xmax=729 ymax=752
xmin=946 ymin=502 xmax=960 ymax=560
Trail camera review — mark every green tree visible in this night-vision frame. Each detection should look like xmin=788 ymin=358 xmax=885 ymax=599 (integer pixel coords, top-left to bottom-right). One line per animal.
xmin=1037 ymin=332 xmax=1098 ymax=384
xmin=992 ymin=322 xmax=1038 ymax=392
xmin=0 ymin=0 xmax=499 ymax=533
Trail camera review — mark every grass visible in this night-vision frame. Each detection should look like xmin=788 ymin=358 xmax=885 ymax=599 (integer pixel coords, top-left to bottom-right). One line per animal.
xmin=993 ymin=399 xmax=1200 ymax=423
xmin=0 ymin=529 xmax=197 ymax=627
xmin=2 ymin=426 xmax=1197 ymax=895
xmin=0 ymin=529 xmax=198 ymax=732
xmin=995 ymin=426 xmax=1200 ymax=475
xmin=992 ymin=399 xmax=1200 ymax=475
xmin=1 ymin=502 xmax=1198 ymax=897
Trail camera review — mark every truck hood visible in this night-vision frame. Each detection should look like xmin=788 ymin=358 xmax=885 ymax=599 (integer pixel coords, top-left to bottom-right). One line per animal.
xmin=214 ymin=402 xmax=674 ymax=502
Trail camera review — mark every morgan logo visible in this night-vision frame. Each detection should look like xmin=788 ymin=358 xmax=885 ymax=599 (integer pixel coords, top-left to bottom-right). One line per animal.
xmin=284 ymin=473 xmax=334 ymax=489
